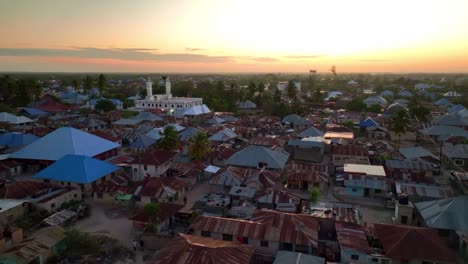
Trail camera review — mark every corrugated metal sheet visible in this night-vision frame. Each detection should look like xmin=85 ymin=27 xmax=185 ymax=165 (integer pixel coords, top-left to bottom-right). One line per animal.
xmin=149 ymin=233 xmax=255 ymax=264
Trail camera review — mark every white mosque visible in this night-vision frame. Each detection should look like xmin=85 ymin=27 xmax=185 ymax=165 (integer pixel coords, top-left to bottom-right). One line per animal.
xmin=135 ymin=77 xmax=204 ymax=114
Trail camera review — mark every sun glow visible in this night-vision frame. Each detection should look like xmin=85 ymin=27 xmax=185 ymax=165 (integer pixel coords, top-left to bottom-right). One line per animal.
xmin=0 ymin=0 xmax=467 ymax=72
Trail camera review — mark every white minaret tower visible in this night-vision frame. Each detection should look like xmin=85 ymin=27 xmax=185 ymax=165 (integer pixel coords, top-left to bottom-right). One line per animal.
xmin=165 ymin=77 xmax=172 ymax=99
xmin=146 ymin=77 xmax=154 ymax=101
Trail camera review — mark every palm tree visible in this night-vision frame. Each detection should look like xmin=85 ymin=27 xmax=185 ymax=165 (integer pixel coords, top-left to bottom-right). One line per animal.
xmin=144 ymin=202 xmax=161 ymax=232
xmin=84 ymin=75 xmax=93 ymax=92
xmin=158 ymin=126 xmax=179 ymax=151
xmin=98 ymin=74 xmax=106 ymax=99
xmin=188 ymin=131 xmax=211 ymax=162
xmin=391 ymin=110 xmax=411 ymax=148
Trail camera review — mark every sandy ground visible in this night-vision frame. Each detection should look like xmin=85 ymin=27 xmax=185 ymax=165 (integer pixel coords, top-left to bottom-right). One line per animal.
xmin=72 ymin=182 xmax=212 ymax=263
xmin=73 ymin=199 xmax=144 ymax=263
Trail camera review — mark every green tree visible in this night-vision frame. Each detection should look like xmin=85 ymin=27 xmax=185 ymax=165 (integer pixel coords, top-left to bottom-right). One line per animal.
xmin=188 ymin=131 xmax=212 ymax=162
xmin=273 ymin=87 xmax=282 ymax=102
xmin=144 ymin=202 xmax=161 ymax=224
xmin=84 ymin=75 xmax=93 ymax=92
xmin=72 ymin=79 xmax=81 ymax=92
xmin=63 ymin=229 xmax=99 ymax=258
xmin=287 ymin=80 xmax=297 ymax=100
xmin=95 ymin=99 xmax=116 ymax=112
xmin=257 ymin=82 xmax=265 ymax=95
xmin=158 ymin=126 xmax=179 ymax=151
xmin=309 ymin=187 xmax=321 ymax=203
xmin=345 ymin=98 xmax=366 ymax=112
xmin=409 ymin=105 xmax=430 ymax=123
xmin=367 ymin=104 xmax=383 ymax=113
xmin=98 ymin=74 xmax=106 ymax=98
xmin=391 ymin=110 xmax=411 ymax=148
xmin=247 ymin=81 xmax=257 ymax=99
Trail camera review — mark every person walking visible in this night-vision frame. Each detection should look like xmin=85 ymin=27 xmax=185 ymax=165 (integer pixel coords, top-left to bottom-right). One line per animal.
xmin=132 ymin=239 xmax=138 ymax=252
xmin=140 ymin=239 xmax=145 ymax=250
xmin=183 ymin=196 xmax=187 ymax=205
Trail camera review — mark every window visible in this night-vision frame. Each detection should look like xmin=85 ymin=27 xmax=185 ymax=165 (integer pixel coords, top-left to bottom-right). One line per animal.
xmin=454 ymin=159 xmax=464 ymax=166
xmin=351 ymin=255 xmax=359 ymax=260
xmin=51 ymin=203 xmax=56 ymax=209
xmin=352 ymin=188 xmax=357 ymax=192
xmin=260 ymin=240 xmax=268 ymax=247
xmin=295 ymin=244 xmax=309 ymax=253
xmin=371 ymin=258 xmax=379 ymax=263
xmin=281 ymin=242 xmax=293 ymax=251
xmin=401 ymin=215 xmax=408 ymax=224
xmin=375 ymin=189 xmax=382 ymax=193
xmin=201 ymin=231 xmax=211 ymax=237
xmin=134 ymin=168 xmax=138 ymax=172
xmin=144 ymin=165 xmax=147 ymax=170
xmin=222 ymin=234 xmax=233 ymax=241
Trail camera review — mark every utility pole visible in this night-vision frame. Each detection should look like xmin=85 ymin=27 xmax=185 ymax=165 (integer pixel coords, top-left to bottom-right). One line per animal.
xmin=439 ymin=140 xmax=444 ymax=175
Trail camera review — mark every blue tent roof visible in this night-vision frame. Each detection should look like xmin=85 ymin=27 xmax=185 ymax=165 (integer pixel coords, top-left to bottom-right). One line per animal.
xmin=0 ymin=132 xmax=40 ymax=147
xmin=359 ymin=117 xmax=378 ymax=128
xmin=10 ymin=127 xmax=120 ymax=161
xmin=34 ymin=155 xmax=119 ymax=184
xmin=22 ymin=107 xmax=48 ymax=116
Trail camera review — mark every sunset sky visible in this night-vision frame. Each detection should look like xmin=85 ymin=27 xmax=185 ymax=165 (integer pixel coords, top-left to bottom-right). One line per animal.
xmin=1 ymin=0 xmax=467 ymax=73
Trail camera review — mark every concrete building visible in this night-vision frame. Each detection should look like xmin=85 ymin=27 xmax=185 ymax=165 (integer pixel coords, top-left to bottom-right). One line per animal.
xmin=343 ymin=164 xmax=388 ymax=197
xmin=135 ymin=77 xmax=203 ymax=114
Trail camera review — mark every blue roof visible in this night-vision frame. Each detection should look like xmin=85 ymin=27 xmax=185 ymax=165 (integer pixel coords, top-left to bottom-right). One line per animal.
xmin=22 ymin=108 xmax=48 ymax=116
xmin=447 ymin=104 xmax=465 ymax=113
xmin=226 ymin=145 xmax=290 ymax=169
xmin=89 ymin=98 xmax=123 ymax=106
xmin=434 ymin=98 xmax=452 ymax=107
xmin=0 ymin=132 xmax=40 ymax=147
xmin=10 ymin=127 xmax=120 ymax=161
xmin=298 ymin=126 xmax=324 ymax=138
xmin=130 ymin=134 xmax=156 ymax=148
xmin=399 ymin=90 xmax=413 ymax=97
xmin=359 ymin=117 xmax=378 ymax=128
xmin=34 ymin=155 xmax=119 ymax=184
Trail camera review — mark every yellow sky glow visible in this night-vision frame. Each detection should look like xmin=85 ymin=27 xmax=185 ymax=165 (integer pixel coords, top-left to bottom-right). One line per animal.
xmin=0 ymin=0 xmax=467 ymax=72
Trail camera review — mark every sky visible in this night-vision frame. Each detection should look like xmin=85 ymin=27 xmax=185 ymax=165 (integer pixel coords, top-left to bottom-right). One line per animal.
xmin=1 ymin=0 xmax=468 ymax=73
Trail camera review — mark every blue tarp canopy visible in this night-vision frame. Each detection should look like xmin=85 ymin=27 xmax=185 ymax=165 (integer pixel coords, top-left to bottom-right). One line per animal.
xmin=0 ymin=132 xmax=40 ymax=147
xmin=34 ymin=154 xmax=119 ymax=184
xmin=359 ymin=117 xmax=378 ymax=128
xmin=10 ymin=127 xmax=120 ymax=161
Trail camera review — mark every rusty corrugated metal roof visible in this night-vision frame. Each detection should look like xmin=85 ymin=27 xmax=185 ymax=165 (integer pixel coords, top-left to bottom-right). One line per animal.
xmin=148 ymin=233 xmax=255 ymax=264
xmin=190 ymin=209 xmax=319 ymax=247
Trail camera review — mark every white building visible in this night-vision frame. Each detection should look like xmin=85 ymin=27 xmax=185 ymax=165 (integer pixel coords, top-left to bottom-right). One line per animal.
xmin=135 ymin=77 xmax=203 ymax=114
xmin=277 ymin=81 xmax=301 ymax=92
